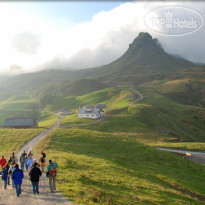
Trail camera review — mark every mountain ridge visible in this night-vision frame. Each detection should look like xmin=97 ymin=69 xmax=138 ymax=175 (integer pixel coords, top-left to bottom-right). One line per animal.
xmin=0 ymin=32 xmax=197 ymax=99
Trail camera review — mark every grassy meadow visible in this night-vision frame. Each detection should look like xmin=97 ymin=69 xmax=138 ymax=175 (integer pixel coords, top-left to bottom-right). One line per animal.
xmin=0 ymin=94 xmax=40 ymax=127
xmin=45 ymin=86 xmax=134 ymax=112
xmin=1 ymin=83 xmax=204 ymax=204
xmin=0 ymin=129 xmax=44 ymax=158
xmin=34 ymin=129 xmax=205 ymax=204
xmin=38 ymin=112 xmax=59 ymax=128
xmin=60 ymin=114 xmax=94 ymax=126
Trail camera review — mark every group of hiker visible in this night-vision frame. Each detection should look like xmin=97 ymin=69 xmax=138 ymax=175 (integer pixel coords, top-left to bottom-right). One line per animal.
xmin=0 ymin=150 xmax=58 ymax=197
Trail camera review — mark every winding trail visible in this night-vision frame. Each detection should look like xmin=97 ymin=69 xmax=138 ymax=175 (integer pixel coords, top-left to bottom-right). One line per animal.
xmin=0 ymin=116 xmax=73 ymax=205
xmin=128 ymin=88 xmax=144 ymax=106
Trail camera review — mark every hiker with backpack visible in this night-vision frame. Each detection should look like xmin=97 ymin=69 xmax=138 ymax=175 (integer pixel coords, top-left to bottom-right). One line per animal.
xmin=41 ymin=151 xmax=46 ymax=159
xmin=28 ymin=151 xmax=33 ymax=159
xmin=12 ymin=164 xmax=24 ymax=197
xmin=27 ymin=158 xmax=34 ymax=171
xmin=5 ymin=162 xmax=10 ymax=185
xmin=0 ymin=156 xmax=7 ymax=171
xmin=20 ymin=153 xmax=25 ymax=171
xmin=8 ymin=157 xmax=13 ymax=164
xmin=29 ymin=162 xmax=42 ymax=195
xmin=46 ymin=160 xmax=58 ymax=193
xmin=39 ymin=156 xmax=45 ymax=172
xmin=24 ymin=156 xmax=29 ymax=171
xmin=11 ymin=152 xmax=18 ymax=163
xmin=9 ymin=162 xmax=16 ymax=188
xmin=0 ymin=166 xmax=8 ymax=189
xmin=22 ymin=151 xmax=27 ymax=157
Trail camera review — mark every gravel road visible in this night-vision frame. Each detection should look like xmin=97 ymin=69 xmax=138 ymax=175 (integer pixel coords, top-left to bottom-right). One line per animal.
xmin=157 ymin=147 xmax=205 ymax=165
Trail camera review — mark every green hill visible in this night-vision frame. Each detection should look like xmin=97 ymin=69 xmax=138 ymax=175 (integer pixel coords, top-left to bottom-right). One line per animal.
xmin=0 ymin=94 xmax=40 ymax=127
xmin=144 ymin=67 xmax=205 ymax=107
xmin=34 ymin=128 xmax=205 ymax=204
xmin=0 ymin=32 xmax=197 ymax=101
xmin=72 ymin=32 xmax=195 ymax=85
xmin=45 ymin=86 xmax=134 ymax=111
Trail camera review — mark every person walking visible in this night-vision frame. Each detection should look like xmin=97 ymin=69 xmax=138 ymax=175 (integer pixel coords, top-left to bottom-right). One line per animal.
xmin=29 ymin=162 xmax=42 ymax=195
xmin=0 ymin=166 xmax=8 ymax=189
xmin=24 ymin=156 xmax=29 ymax=171
xmin=8 ymin=157 xmax=13 ymax=164
xmin=19 ymin=153 xmax=25 ymax=171
xmin=27 ymin=158 xmax=34 ymax=171
xmin=11 ymin=152 xmax=18 ymax=163
xmin=5 ymin=162 xmax=10 ymax=185
xmin=12 ymin=164 xmax=24 ymax=197
xmin=28 ymin=151 xmax=33 ymax=159
xmin=9 ymin=162 xmax=16 ymax=188
xmin=39 ymin=156 xmax=45 ymax=173
xmin=22 ymin=151 xmax=27 ymax=157
xmin=0 ymin=156 xmax=7 ymax=171
xmin=41 ymin=151 xmax=46 ymax=159
xmin=46 ymin=160 xmax=58 ymax=193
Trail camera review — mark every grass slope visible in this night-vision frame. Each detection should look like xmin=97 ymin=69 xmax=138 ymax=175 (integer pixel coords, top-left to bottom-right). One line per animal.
xmin=38 ymin=112 xmax=59 ymax=128
xmin=34 ymin=129 xmax=205 ymax=204
xmin=60 ymin=114 xmax=94 ymax=126
xmin=0 ymin=129 xmax=44 ymax=158
xmin=46 ymin=86 xmax=134 ymax=111
xmin=0 ymin=94 xmax=40 ymax=127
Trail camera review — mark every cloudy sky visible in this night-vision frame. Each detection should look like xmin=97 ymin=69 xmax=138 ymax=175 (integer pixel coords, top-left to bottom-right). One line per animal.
xmin=0 ymin=1 xmax=204 ymax=74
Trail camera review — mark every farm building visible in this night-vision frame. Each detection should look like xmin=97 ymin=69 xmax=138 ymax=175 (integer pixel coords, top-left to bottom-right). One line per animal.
xmin=4 ymin=118 xmax=38 ymax=129
xmin=85 ymin=104 xmax=107 ymax=109
xmin=58 ymin=109 xmax=72 ymax=115
xmin=78 ymin=109 xmax=104 ymax=119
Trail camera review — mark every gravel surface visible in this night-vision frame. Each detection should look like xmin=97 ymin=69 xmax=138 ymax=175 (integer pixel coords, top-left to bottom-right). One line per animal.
xmin=157 ymin=147 xmax=205 ymax=165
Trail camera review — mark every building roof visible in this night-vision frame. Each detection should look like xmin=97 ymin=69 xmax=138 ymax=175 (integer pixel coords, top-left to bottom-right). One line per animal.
xmin=4 ymin=118 xmax=36 ymax=127
xmin=78 ymin=109 xmax=102 ymax=115
xmin=59 ymin=108 xmax=71 ymax=112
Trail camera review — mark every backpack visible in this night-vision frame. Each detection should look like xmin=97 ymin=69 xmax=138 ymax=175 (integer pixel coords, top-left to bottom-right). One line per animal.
xmin=49 ymin=165 xmax=56 ymax=176
xmin=42 ymin=153 xmax=46 ymax=158
xmin=40 ymin=158 xmax=45 ymax=163
xmin=20 ymin=156 xmax=24 ymax=162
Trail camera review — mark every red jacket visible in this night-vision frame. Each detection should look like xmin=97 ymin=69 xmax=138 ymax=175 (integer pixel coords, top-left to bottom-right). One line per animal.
xmin=0 ymin=157 xmax=7 ymax=167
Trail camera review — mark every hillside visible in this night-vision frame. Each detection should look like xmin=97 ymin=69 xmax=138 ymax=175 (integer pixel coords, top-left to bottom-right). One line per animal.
xmin=34 ymin=128 xmax=205 ymax=204
xmin=45 ymin=86 xmax=134 ymax=111
xmin=0 ymin=32 xmax=197 ymax=101
xmin=36 ymin=79 xmax=108 ymax=100
xmin=0 ymin=94 xmax=40 ymax=127
xmin=73 ymin=32 xmax=195 ymax=85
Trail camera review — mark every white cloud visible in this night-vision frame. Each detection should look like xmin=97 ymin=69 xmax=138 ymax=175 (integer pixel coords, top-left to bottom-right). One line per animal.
xmin=0 ymin=1 xmax=204 ymax=74
xmin=12 ymin=31 xmax=41 ymax=54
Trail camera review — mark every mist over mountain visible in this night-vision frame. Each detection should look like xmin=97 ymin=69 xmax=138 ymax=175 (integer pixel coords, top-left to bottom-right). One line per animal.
xmin=78 ymin=32 xmax=195 ymax=85
xmin=0 ymin=32 xmax=197 ymax=99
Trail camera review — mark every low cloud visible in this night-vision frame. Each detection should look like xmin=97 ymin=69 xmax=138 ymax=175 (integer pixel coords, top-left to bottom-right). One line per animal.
xmin=39 ymin=1 xmax=205 ymax=71
xmin=1 ymin=1 xmax=205 ymax=74
xmin=12 ymin=31 xmax=41 ymax=55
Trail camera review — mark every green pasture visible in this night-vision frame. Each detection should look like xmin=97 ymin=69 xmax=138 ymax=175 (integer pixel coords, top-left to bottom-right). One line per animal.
xmin=34 ymin=129 xmax=205 ymax=205
xmin=38 ymin=112 xmax=59 ymax=128
xmin=60 ymin=114 xmax=94 ymax=126
xmin=0 ymin=129 xmax=44 ymax=158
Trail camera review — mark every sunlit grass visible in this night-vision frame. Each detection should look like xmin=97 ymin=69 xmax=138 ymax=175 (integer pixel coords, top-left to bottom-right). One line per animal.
xmin=60 ymin=114 xmax=94 ymax=126
xmin=38 ymin=112 xmax=59 ymax=128
xmin=34 ymin=128 xmax=205 ymax=204
xmin=0 ymin=129 xmax=44 ymax=158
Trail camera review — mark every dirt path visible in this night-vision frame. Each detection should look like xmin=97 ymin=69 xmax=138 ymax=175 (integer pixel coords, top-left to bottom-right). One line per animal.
xmin=128 ymin=88 xmax=144 ymax=106
xmin=0 ymin=116 xmax=73 ymax=205
xmin=157 ymin=147 xmax=205 ymax=165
